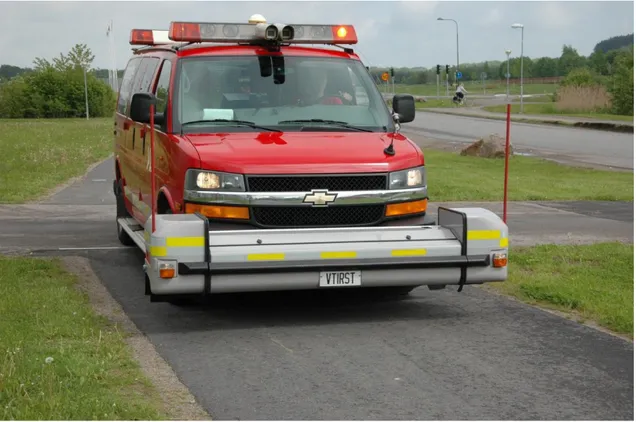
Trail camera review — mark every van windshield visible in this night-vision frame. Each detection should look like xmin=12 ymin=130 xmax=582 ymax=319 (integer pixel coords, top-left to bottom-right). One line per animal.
xmin=173 ymin=55 xmax=394 ymax=133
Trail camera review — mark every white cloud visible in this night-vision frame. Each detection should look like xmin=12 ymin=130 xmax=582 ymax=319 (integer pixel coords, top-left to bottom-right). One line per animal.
xmin=480 ymin=8 xmax=502 ymax=26
xmin=538 ymin=2 xmax=577 ymax=29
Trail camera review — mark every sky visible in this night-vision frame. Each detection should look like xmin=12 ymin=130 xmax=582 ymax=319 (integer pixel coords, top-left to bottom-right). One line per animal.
xmin=0 ymin=0 xmax=634 ymax=70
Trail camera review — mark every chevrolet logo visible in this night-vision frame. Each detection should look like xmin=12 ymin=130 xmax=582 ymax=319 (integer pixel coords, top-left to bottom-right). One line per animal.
xmin=302 ymin=190 xmax=338 ymax=206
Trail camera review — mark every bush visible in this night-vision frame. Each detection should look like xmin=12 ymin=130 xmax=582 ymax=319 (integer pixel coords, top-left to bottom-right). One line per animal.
xmin=559 ymin=67 xmax=603 ymax=87
xmin=0 ymin=44 xmax=116 ymax=119
xmin=0 ymin=68 xmax=115 ymax=119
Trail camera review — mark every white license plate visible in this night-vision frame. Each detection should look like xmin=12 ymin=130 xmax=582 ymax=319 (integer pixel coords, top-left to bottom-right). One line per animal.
xmin=319 ymin=270 xmax=362 ymax=287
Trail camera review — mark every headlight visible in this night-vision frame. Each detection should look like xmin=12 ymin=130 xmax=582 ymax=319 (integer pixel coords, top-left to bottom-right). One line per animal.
xmin=389 ymin=166 xmax=426 ymax=189
xmin=185 ymin=169 xmax=246 ymax=191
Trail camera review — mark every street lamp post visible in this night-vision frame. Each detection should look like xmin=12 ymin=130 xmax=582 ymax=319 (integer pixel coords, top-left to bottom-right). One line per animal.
xmin=511 ymin=23 xmax=524 ymax=113
xmin=437 ymin=17 xmax=459 ymax=86
xmin=505 ymin=49 xmax=511 ymax=102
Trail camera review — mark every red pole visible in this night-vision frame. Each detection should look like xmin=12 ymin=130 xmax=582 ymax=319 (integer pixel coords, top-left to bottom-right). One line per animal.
xmin=503 ymin=103 xmax=511 ymax=224
xmin=150 ymin=103 xmax=156 ymax=233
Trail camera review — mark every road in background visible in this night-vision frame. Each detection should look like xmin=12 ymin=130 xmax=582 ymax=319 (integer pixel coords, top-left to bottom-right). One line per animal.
xmin=0 ymin=158 xmax=633 ymax=420
xmin=401 ymin=112 xmax=634 ymax=170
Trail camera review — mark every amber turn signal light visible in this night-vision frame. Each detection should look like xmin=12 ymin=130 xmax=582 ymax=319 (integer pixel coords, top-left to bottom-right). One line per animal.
xmin=493 ymin=253 xmax=508 ymax=268
xmin=159 ymin=262 xmax=176 ymax=279
xmin=385 ymin=199 xmax=428 ymax=217
xmin=185 ymin=203 xmax=250 ymax=219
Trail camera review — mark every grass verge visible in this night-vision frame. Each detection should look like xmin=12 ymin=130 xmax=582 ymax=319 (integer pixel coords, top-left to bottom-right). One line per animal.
xmin=483 ymin=103 xmax=634 ymax=122
xmin=423 ymin=149 xmax=633 ymax=201
xmin=0 ymin=118 xmax=113 ymax=203
xmin=489 ymin=243 xmax=634 ymax=338
xmin=419 ymin=108 xmax=634 ymax=133
xmin=0 ymin=256 xmax=167 ymax=420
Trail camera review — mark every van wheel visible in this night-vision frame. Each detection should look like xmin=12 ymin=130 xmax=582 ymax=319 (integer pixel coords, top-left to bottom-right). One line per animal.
xmin=115 ymin=179 xmax=135 ymax=246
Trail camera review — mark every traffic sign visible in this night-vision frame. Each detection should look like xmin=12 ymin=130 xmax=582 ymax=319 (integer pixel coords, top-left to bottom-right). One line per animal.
xmin=381 ymin=72 xmax=389 ymax=82
xmin=505 ymin=73 xmax=511 ymax=79
xmin=456 ymin=71 xmax=462 ymax=79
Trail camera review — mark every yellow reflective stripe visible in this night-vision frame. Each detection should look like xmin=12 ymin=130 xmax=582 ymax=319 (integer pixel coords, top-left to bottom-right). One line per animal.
xmin=248 ymin=253 xmax=285 ymax=261
xmin=150 ymin=246 xmax=167 ymax=257
xmin=467 ymin=230 xmax=501 ymax=240
xmin=500 ymin=237 xmax=509 ymax=248
xmin=166 ymin=237 xmax=205 ymax=247
xmin=320 ymin=251 xmax=357 ymax=259
xmin=391 ymin=249 xmax=427 ymax=257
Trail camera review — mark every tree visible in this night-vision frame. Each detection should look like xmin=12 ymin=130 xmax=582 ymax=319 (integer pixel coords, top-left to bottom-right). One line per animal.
xmin=532 ymin=57 xmax=558 ymax=77
xmin=608 ymin=46 xmax=634 ymax=115
xmin=593 ymin=33 xmax=634 ymax=53
xmin=588 ymin=49 xmax=609 ymax=75
xmin=67 ymin=43 xmax=95 ymax=70
xmin=558 ymin=45 xmax=586 ymax=75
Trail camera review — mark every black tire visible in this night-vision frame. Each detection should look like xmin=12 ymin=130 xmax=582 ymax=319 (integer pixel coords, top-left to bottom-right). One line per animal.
xmin=115 ymin=179 xmax=135 ymax=246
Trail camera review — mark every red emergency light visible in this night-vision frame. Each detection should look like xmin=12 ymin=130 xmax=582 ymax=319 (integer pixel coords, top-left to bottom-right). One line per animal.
xmin=168 ymin=21 xmax=358 ymax=45
xmin=129 ymin=29 xmax=178 ymax=45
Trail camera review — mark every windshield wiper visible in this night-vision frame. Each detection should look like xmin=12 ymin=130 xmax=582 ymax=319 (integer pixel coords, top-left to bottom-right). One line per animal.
xmin=181 ymin=119 xmax=281 ymax=133
xmin=277 ymin=119 xmax=373 ymax=132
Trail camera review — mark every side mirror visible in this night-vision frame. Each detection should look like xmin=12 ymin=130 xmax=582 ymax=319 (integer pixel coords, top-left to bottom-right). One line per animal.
xmin=129 ymin=92 xmax=157 ymax=124
xmin=392 ymin=94 xmax=415 ymax=124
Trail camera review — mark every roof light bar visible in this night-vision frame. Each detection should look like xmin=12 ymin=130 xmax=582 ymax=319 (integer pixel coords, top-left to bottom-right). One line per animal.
xmin=288 ymin=24 xmax=358 ymax=44
xmin=129 ymin=29 xmax=179 ymax=45
xmin=169 ymin=21 xmax=263 ymax=43
xmin=167 ymin=21 xmax=357 ymax=45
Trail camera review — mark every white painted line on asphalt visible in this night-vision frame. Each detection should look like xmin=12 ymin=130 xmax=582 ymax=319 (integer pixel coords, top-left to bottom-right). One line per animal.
xmin=91 ymin=179 xmax=108 ymax=182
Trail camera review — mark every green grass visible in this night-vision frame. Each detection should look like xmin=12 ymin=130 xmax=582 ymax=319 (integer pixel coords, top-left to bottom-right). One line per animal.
xmin=424 ymin=149 xmax=633 ymax=201
xmin=0 ymin=256 xmax=167 ymax=420
xmin=0 ymin=118 xmax=113 ymax=203
xmin=483 ymin=103 xmax=634 ymax=122
xmin=2 ymin=117 xmax=633 ymax=204
xmin=382 ymin=83 xmax=558 ymax=97
xmin=490 ymin=243 xmax=634 ymax=337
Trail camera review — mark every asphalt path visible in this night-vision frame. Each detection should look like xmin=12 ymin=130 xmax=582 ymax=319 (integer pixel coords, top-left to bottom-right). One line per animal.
xmin=0 ymin=157 xmax=633 ymax=420
xmin=402 ymin=112 xmax=634 ymax=170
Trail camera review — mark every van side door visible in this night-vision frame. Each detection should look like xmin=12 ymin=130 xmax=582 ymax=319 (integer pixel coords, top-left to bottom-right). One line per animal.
xmin=139 ymin=58 xmax=173 ymax=217
xmin=114 ymin=57 xmax=142 ymax=218
xmin=129 ymin=56 xmax=161 ymax=222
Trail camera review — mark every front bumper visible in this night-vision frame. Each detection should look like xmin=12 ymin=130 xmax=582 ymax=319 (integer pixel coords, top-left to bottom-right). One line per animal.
xmin=142 ymin=207 xmax=509 ymax=296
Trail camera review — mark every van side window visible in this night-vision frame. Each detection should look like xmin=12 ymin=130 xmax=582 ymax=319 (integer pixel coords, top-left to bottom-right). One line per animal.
xmin=154 ymin=60 xmax=172 ymax=114
xmin=136 ymin=57 xmax=160 ymax=94
xmin=117 ymin=57 xmax=142 ymax=115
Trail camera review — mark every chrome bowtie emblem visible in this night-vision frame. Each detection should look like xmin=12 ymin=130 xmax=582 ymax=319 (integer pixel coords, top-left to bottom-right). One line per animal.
xmin=302 ymin=190 xmax=338 ymax=206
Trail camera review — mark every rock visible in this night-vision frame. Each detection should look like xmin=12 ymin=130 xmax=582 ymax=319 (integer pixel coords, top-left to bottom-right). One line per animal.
xmin=460 ymin=134 xmax=513 ymax=158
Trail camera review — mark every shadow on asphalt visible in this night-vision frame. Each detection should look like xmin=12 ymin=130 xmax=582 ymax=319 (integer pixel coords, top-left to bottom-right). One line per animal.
xmin=84 ymin=248 xmax=471 ymax=334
